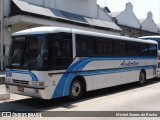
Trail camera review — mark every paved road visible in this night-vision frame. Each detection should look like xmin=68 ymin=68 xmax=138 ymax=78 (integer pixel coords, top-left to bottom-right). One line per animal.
xmin=0 ymin=79 xmax=160 ymax=120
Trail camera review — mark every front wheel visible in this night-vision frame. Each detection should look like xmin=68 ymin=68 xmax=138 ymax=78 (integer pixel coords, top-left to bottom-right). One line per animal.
xmin=138 ymin=71 xmax=146 ymax=86
xmin=69 ymin=79 xmax=83 ymax=100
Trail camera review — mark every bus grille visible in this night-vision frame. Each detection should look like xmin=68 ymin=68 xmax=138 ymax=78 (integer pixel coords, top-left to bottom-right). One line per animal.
xmin=12 ymin=79 xmax=29 ymax=85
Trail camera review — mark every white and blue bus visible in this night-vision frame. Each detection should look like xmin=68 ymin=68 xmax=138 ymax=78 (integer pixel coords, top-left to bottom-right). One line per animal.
xmin=5 ymin=27 xmax=158 ymax=100
xmin=140 ymin=36 xmax=160 ymax=77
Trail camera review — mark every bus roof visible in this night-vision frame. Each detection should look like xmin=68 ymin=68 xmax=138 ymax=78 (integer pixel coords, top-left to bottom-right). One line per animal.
xmin=12 ymin=27 xmax=157 ymax=44
xmin=12 ymin=27 xmax=72 ymax=36
xmin=140 ymin=36 xmax=160 ymax=39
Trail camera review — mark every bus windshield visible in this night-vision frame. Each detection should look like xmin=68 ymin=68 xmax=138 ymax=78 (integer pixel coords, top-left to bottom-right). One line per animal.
xmin=9 ymin=35 xmax=48 ymax=70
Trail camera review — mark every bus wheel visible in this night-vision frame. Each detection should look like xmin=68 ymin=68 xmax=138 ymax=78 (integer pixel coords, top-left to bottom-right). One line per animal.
xmin=138 ymin=71 xmax=146 ymax=86
xmin=69 ymin=79 xmax=83 ymax=100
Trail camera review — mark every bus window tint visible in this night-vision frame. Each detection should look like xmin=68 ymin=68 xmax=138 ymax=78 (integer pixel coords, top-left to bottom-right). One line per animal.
xmin=10 ymin=38 xmax=25 ymax=65
xmin=139 ymin=43 xmax=149 ymax=56
xmin=128 ymin=42 xmax=139 ymax=56
xmin=76 ymin=35 xmax=96 ymax=56
xmin=48 ymin=33 xmax=73 ymax=70
xmin=97 ymin=38 xmax=113 ymax=56
xmin=149 ymin=44 xmax=157 ymax=56
xmin=23 ymin=37 xmax=41 ymax=65
xmin=114 ymin=40 xmax=127 ymax=56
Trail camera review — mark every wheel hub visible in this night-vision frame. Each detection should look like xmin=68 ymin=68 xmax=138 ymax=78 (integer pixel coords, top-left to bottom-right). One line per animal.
xmin=72 ymin=83 xmax=81 ymax=97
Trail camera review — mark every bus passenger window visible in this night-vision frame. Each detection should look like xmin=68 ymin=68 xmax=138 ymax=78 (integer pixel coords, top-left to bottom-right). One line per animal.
xmin=48 ymin=33 xmax=73 ymax=70
xmin=139 ymin=43 xmax=149 ymax=56
xmin=149 ymin=44 xmax=157 ymax=56
xmin=76 ymin=35 xmax=96 ymax=56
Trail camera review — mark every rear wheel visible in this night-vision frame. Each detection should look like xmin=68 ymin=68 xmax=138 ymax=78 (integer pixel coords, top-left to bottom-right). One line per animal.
xmin=138 ymin=71 xmax=146 ymax=86
xmin=69 ymin=79 xmax=83 ymax=100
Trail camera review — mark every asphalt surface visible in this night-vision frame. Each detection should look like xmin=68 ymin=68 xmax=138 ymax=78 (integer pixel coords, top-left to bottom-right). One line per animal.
xmin=0 ymin=78 xmax=160 ymax=120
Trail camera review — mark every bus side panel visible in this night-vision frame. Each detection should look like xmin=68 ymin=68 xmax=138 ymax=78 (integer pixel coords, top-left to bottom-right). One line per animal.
xmin=51 ymin=57 xmax=157 ymax=99
xmin=84 ymin=58 xmax=157 ymax=91
xmin=51 ymin=58 xmax=98 ymax=98
xmin=146 ymin=68 xmax=157 ymax=79
xmin=47 ymin=73 xmax=64 ymax=99
xmin=85 ymin=70 xmax=140 ymax=91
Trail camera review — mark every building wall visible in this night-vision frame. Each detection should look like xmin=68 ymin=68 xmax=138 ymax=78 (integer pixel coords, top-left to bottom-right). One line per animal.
xmin=1 ymin=0 xmax=11 ymax=57
xmin=21 ymin=0 xmax=94 ymax=17
xmin=0 ymin=2 xmax=1 ymax=17
xmin=141 ymin=20 xmax=158 ymax=33
xmin=3 ymin=0 xmax=11 ymax=17
xmin=0 ymin=0 xmax=11 ymax=17
xmin=20 ymin=0 xmax=111 ymax=21
xmin=141 ymin=12 xmax=159 ymax=33
xmin=116 ymin=3 xmax=140 ymax=29
xmin=98 ymin=7 xmax=112 ymax=21
xmin=3 ymin=27 xmax=11 ymax=64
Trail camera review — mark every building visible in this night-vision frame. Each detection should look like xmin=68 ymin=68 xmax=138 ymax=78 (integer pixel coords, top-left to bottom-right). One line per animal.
xmin=106 ymin=2 xmax=159 ymax=38
xmin=108 ymin=2 xmax=141 ymax=37
xmin=139 ymin=11 xmax=159 ymax=35
xmin=0 ymin=0 xmax=121 ymax=70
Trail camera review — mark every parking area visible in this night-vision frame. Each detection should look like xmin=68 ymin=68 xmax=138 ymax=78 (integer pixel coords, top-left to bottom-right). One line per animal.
xmin=0 ymin=79 xmax=160 ymax=120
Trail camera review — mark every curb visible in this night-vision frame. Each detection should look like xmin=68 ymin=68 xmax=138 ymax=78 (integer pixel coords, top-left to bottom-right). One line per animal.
xmin=0 ymin=75 xmax=5 ymax=85
xmin=0 ymin=92 xmax=10 ymax=100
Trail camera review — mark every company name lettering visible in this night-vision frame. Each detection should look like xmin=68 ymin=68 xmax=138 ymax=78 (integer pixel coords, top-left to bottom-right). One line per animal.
xmin=120 ymin=60 xmax=139 ymax=68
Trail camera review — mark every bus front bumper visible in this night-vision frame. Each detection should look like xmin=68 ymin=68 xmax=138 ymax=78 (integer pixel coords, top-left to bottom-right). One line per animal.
xmin=5 ymin=83 xmax=49 ymax=99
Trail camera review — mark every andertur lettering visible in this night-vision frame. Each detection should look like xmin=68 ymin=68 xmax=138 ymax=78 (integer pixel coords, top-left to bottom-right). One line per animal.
xmin=120 ymin=60 xmax=139 ymax=68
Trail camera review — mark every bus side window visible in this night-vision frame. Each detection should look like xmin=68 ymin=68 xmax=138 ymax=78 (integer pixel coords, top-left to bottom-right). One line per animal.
xmin=139 ymin=43 xmax=149 ymax=56
xmin=76 ymin=34 xmax=96 ymax=56
xmin=49 ymin=33 xmax=73 ymax=70
xmin=127 ymin=42 xmax=139 ymax=56
xmin=97 ymin=38 xmax=113 ymax=56
xmin=114 ymin=40 xmax=127 ymax=56
xmin=148 ymin=44 xmax=157 ymax=57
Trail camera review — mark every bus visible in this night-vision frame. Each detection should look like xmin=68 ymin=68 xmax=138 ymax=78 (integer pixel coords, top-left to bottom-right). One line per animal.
xmin=140 ymin=36 xmax=160 ymax=77
xmin=5 ymin=27 xmax=158 ymax=100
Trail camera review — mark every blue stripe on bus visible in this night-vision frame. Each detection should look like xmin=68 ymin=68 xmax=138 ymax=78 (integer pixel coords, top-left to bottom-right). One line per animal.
xmin=81 ymin=66 xmax=156 ymax=76
xmin=52 ymin=57 xmax=157 ymax=98
xmin=5 ymin=70 xmax=38 ymax=81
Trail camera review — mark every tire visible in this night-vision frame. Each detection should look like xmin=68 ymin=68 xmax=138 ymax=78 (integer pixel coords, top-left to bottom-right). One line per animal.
xmin=69 ymin=79 xmax=83 ymax=100
xmin=138 ymin=71 xmax=146 ymax=86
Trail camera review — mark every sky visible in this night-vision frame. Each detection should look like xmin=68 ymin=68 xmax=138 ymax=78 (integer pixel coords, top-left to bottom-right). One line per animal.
xmin=97 ymin=0 xmax=160 ymax=23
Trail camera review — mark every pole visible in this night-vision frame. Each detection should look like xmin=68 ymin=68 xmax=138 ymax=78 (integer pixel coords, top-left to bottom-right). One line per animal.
xmin=0 ymin=0 xmax=4 ymax=70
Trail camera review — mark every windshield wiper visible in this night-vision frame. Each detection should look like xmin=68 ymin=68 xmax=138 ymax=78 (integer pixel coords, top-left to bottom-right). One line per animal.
xmin=24 ymin=58 xmax=39 ymax=71
xmin=25 ymin=63 xmax=32 ymax=71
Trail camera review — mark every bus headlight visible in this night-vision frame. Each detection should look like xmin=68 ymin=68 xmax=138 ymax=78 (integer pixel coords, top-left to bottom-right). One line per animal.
xmin=39 ymin=82 xmax=45 ymax=87
xmin=31 ymin=81 xmax=39 ymax=86
xmin=31 ymin=81 xmax=45 ymax=87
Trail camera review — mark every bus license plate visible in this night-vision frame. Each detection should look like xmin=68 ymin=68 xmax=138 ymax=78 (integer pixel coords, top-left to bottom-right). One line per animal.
xmin=18 ymin=86 xmax=24 ymax=92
